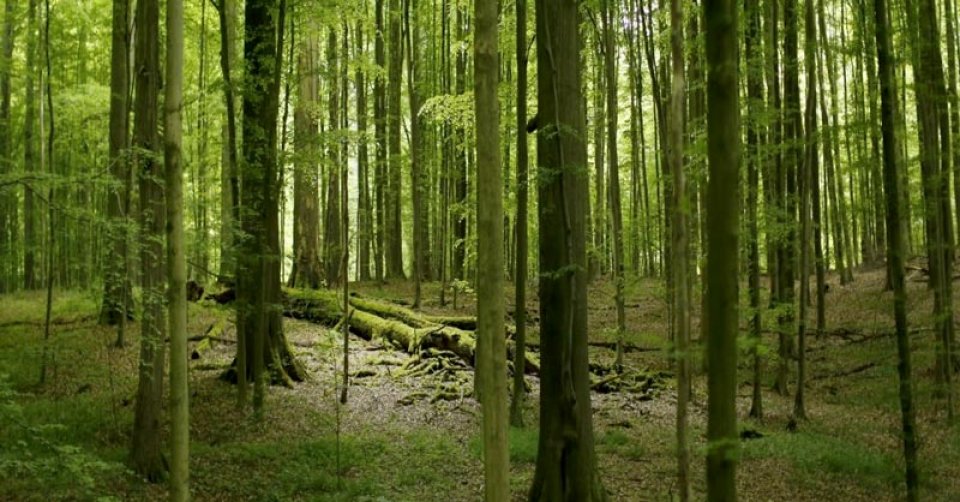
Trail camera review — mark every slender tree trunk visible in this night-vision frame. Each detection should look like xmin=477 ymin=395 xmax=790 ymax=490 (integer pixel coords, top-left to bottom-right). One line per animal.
xmin=217 ymin=0 xmax=238 ymax=283
xmin=510 ymin=0 xmax=529 ymax=428
xmin=452 ymin=6 xmax=468 ymax=281
xmin=100 ymin=0 xmax=130 ymax=325
xmin=603 ymin=0 xmax=627 ymax=370
xmin=386 ymin=0 xmax=405 ymax=279
xmin=22 ymin=0 xmax=38 ymax=291
xmin=323 ymin=29 xmax=344 ymax=287
xmin=874 ymin=0 xmax=919 ymax=496
xmin=374 ymin=0 xmax=386 ymax=282
xmin=795 ymin=0 xmax=819 ymax=420
xmin=214 ymin=0 xmax=244 ymax=407
xmin=474 ymin=0 xmax=508 ymax=495
xmin=746 ymin=0 xmax=763 ymax=420
xmin=408 ymin=0 xmax=424 ymax=308
xmin=0 ymin=0 xmax=15 ymax=293
xmin=164 ymin=0 xmax=189 ymax=496
xmin=356 ymin=18 xmax=372 ymax=281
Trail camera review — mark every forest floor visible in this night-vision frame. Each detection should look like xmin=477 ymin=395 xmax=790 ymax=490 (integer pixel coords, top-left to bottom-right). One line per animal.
xmin=2 ymin=265 xmax=960 ymax=501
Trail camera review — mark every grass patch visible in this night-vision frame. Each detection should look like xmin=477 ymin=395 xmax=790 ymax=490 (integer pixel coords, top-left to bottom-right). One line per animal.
xmin=470 ymin=426 xmax=539 ymax=464
xmin=742 ymin=431 xmax=900 ymax=489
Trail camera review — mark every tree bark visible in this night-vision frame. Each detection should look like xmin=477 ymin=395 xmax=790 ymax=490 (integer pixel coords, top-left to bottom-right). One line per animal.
xmin=704 ymin=0 xmax=740 ymax=499
xmin=746 ymin=0 xmax=763 ymax=420
xmin=236 ymin=0 xmax=306 ymax=417
xmin=22 ymin=0 xmax=38 ymax=291
xmin=130 ymin=0 xmax=166 ymax=481
xmin=528 ymin=1 xmax=605 ymax=499
xmin=100 ymin=0 xmax=131 ymax=327
xmin=874 ymin=0 xmax=919 ymax=496
xmin=164 ymin=0 xmax=189 ymax=495
xmin=290 ymin=29 xmax=322 ymax=289
xmin=667 ymin=0 xmax=689 ymax=498
xmin=386 ymin=0 xmax=405 ymax=279
xmin=510 ymin=0 xmax=529 ymax=429
xmin=474 ymin=0 xmax=508 ymax=495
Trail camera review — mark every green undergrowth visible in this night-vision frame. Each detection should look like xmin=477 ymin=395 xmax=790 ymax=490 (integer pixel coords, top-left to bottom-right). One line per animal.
xmin=469 ymin=426 xmax=539 ymax=464
xmin=742 ymin=430 xmax=900 ymax=490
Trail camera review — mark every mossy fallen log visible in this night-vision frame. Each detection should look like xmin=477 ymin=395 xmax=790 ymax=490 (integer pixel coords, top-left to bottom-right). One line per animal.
xmin=283 ymin=288 xmax=539 ymax=376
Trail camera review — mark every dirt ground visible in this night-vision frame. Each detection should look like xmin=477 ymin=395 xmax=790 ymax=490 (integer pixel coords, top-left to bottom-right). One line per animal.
xmin=2 ymin=264 xmax=959 ymax=501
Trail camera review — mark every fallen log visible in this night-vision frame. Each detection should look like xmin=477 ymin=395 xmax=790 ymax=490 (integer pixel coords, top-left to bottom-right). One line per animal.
xmin=283 ymin=288 xmax=540 ymax=376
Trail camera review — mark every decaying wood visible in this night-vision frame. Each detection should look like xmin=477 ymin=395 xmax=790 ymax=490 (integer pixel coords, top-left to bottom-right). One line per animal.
xmin=283 ymin=288 xmax=541 ymax=375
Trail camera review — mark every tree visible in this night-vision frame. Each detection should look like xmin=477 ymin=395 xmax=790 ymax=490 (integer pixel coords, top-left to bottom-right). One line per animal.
xmin=216 ymin=0 xmax=239 ymax=284
xmin=22 ymin=0 xmax=38 ymax=291
xmin=703 ymin=0 xmax=739 ymax=499
xmin=130 ymin=0 xmax=166 ymax=481
xmin=874 ymin=0 xmax=919 ymax=497
xmin=374 ymin=0 xmax=387 ymax=282
xmin=745 ymin=0 xmax=764 ymax=420
xmin=235 ymin=0 xmax=305 ymax=416
xmin=289 ymin=28 xmax=322 ymax=289
xmin=164 ymin=0 xmax=188 ymax=497
xmin=667 ymin=0 xmax=690 ymax=497
xmin=509 ymin=0 xmax=529 ymax=429
xmin=100 ymin=0 xmax=131 ymax=327
xmin=474 ymin=0 xmax=508 ymax=496
xmin=528 ymin=0 xmax=605 ymax=499
xmin=323 ymin=29 xmax=344 ymax=287
xmin=385 ymin=0 xmax=404 ymax=279
xmin=0 ymin=0 xmax=15 ymax=294
xmin=603 ymin=0 xmax=627 ymax=370
xmin=408 ymin=0 xmax=424 ymax=307
xmin=794 ymin=0 xmax=819 ymax=420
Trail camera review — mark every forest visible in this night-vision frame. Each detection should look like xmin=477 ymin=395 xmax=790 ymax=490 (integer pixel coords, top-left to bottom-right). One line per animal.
xmin=0 ymin=0 xmax=959 ymax=499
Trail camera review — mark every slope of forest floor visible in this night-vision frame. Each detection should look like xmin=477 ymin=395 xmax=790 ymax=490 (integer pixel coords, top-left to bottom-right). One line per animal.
xmin=2 ymin=265 xmax=960 ymax=501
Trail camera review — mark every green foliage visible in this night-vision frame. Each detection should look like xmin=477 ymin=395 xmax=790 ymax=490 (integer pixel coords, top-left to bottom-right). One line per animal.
xmin=742 ymin=431 xmax=900 ymax=489
xmin=470 ymin=426 xmax=539 ymax=464
xmin=0 ymin=375 xmax=126 ymax=501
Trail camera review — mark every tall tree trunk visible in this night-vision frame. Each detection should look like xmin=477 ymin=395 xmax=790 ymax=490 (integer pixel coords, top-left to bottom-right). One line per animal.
xmin=22 ymin=0 xmax=38 ymax=291
xmin=100 ymin=0 xmax=130 ymax=325
xmin=386 ymin=0 xmax=405 ymax=279
xmin=452 ymin=5 xmax=468 ymax=281
xmin=474 ymin=0 xmax=508 ymax=495
xmin=779 ymin=0 xmax=803 ymax=397
xmin=667 ymin=0 xmax=689 ymax=498
xmin=603 ymin=0 xmax=627 ymax=370
xmin=746 ymin=0 xmax=763 ymax=420
xmin=874 ymin=0 xmax=919 ymax=496
xmin=704 ymin=0 xmax=740 ymax=498
xmin=408 ymin=0 xmax=424 ymax=307
xmin=374 ymin=0 xmax=387 ymax=282
xmin=0 ymin=0 xmax=15 ymax=293
xmin=323 ymin=29 xmax=344 ymax=287
xmin=236 ymin=0 xmax=306 ymax=417
xmin=356 ymin=18 xmax=372 ymax=281
xmin=795 ymin=0 xmax=819 ymax=420
xmin=290 ymin=29 xmax=322 ymax=288
xmin=164 ymin=0 xmax=189 ymax=496
xmin=130 ymin=0 xmax=166 ymax=481
xmin=217 ymin=0 xmax=239 ymax=285
xmin=528 ymin=0 xmax=605 ymax=499
xmin=914 ymin=0 xmax=955 ymax=417
xmin=510 ymin=0 xmax=529 ymax=428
